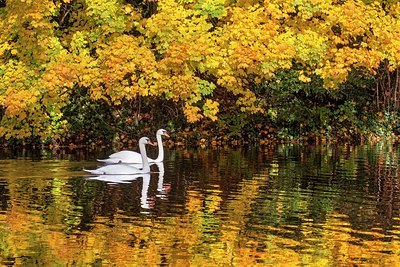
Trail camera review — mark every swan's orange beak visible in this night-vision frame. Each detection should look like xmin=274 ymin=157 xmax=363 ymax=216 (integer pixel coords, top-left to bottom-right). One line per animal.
xmin=164 ymin=132 xmax=170 ymax=138
xmin=148 ymin=139 xmax=157 ymax=146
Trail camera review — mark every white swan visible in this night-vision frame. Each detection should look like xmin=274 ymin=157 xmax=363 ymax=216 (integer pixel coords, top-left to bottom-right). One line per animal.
xmin=84 ymin=137 xmax=155 ymax=174
xmin=97 ymin=129 xmax=169 ymax=164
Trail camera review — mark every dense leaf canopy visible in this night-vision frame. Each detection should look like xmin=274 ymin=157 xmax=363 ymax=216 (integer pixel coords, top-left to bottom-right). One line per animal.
xmin=1 ymin=0 xmax=400 ymax=141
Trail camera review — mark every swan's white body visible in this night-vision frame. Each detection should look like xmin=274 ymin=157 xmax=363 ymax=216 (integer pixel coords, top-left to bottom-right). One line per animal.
xmin=97 ymin=129 xmax=169 ymax=164
xmin=84 ymin=137 xmax=154 ymax=175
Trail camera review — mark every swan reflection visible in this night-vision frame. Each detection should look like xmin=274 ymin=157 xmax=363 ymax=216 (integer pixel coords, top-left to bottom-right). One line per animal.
xmin=154 ymin=162 xmax=167 ymax=197
xmin=88 ymin=173 xmax=151 ymax=209
xmin=86 ymin=162 xmax=167 ymax=210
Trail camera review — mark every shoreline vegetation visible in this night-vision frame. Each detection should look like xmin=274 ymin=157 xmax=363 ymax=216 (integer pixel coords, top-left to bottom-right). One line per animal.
xmin=1 ymin=1 xmax=400 ymax=148
xmin=1 ymin=123 xmax=400 ymax=150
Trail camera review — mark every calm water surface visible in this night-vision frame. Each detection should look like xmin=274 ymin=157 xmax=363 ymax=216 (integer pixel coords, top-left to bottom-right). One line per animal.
xmin=1 ymin=143 xmax=400 ymax=266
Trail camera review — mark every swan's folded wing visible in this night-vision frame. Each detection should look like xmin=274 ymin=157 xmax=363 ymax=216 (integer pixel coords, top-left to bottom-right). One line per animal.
xmin=108 ymin=150 xmax=143 ymax=163
xmin=83 ymin=168 xmax=105 ymax=175
xmin=96 ymin=158 xmax=122 ymax=164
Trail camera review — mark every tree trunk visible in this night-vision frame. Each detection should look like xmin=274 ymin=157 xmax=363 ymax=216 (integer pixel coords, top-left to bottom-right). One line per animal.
xmin=375 ymin=60 xmax=400 ymax=111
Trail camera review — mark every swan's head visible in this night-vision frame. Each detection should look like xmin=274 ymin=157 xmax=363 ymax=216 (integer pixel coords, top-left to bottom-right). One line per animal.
xmin=157 ymin=128 xmax=170 ymax=138
xmin=139 ymin=137 xmax=156 ymax=146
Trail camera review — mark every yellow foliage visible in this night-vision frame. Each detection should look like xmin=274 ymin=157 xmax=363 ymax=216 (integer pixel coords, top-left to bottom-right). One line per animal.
xmin=1 ymin=0 xmax=400 ymax=137
xmin=294 ymin=29 xmax=328 ymax=65
xmin=184 ymin=103 xmax=204 ymax=123
xmin=96 ymin=34 xmax=157 ymax=101
xmin=298 ymin=73 xmax=311 ymax=83
xmin=203 ymin=99 xmax=219 ymax=121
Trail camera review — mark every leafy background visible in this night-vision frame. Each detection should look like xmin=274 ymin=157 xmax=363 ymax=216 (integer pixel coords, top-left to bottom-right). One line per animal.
xmin=1 ymin=0 xmax=400 ymax=146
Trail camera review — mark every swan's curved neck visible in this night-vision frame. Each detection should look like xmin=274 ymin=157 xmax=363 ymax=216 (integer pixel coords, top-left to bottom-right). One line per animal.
xmin=139 ymin=142 xmax=150 ymax=173
xmin=155 ymin=134 xmax=164 ymax=162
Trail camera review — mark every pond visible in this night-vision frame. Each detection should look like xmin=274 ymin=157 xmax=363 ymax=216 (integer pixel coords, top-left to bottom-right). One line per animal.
xmin=0 ymin=142 xmax=400 ymax=266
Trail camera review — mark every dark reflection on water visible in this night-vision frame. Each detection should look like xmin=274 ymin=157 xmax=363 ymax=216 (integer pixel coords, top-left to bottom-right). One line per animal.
xmin=1 ymin=143 xmax=400 ymax=265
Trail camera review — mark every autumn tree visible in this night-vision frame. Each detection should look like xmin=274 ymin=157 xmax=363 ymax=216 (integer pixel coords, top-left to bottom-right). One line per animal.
xmin=1 ymin=0 xmax=400 ymax=142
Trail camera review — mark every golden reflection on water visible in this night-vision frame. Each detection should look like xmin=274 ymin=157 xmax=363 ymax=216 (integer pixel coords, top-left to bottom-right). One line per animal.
xmin=0 ymin=144 xmax=400 ymax=266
